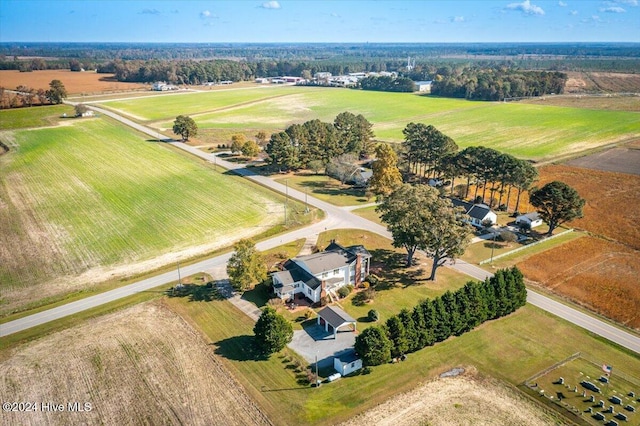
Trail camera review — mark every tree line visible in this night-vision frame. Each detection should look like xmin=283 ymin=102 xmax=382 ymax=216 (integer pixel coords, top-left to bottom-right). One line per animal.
xmin=358 ymin=75 xmax=416 ymax=92
xmin=265 ymin=112 xmax=374 ymax=170
xmin=431 ymin=69 xmax=567 ymax=101
xmin=355 ymin=267 xmax=527 ymax=366
xmin=400 ymin=123 xmax=538 ymax=213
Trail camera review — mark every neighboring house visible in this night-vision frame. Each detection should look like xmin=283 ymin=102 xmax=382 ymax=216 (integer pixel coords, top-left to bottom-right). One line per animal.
xmin=334 ymin=352 xmax=362 ymax=376
xmin=272 ymin=241 xmax=371 ymax=303
xmin=515 ymin=212 xmax=543 ymax=228
xmin=414 ymin=80 xmax=433 ymax=93
xmin=450 ymin=198 xmax=497 ymax=228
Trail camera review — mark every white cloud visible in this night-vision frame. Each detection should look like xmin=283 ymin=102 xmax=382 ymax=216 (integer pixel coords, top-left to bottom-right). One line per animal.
xmin=451 ymin=16 xmax=465 ymax=22
xmin=558 ymin=1 xmax=567 ymax=6
xmin=260 ymin=1 xmax=281 ymax=9
xmin=140 ymin=8 xmax=161 ymax=15
xmin=330 ymin=12 xmax=340 ymax=18
xmin=600 ymin=6 xmax=626 ymax=12
xmin=614 ymin=0 xmax=637 ymax=5
xmin=570 ymin=9 xmax=578 ymax=15
xmin=200 ymin=10 xmax=218 ymax=19
xmin=506 ymin=0 xmax=545 ymax=15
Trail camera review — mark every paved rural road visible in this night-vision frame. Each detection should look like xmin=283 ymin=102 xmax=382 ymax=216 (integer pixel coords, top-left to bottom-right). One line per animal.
xmin=3 ymin=104 xmax=639 ymax=356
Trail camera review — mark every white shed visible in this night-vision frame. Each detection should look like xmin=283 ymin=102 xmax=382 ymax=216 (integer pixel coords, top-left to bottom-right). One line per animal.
xmin=516 ymin=212 xmax=543 ymax=228
xmin=334 ymin=352 xmax=362 ymax=376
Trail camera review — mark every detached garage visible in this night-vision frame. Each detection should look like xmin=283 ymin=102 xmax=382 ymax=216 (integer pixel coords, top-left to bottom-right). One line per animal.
xmin=317 ymin=305 xmax=357 ymax=339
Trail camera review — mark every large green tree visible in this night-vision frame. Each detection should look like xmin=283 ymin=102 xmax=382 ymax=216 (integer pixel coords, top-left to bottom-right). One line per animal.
xmin=172 ymin=115 xmax=198 ymax=141
xmin=333 ymin=111 xmax=374 ymax=157
xmin=530 ymin=181 xmax=585 ymax=236
xmin=253 ymin=306 xmax=293 ymax=355
xmin=354 ymin=326 xmax=392 ymax=366
xmin=369 ymin=143 xmax=402 ymax=197
xmin=46 ymin=79 xmax=67 ymax=104
xmin=377 ymin=184 xmax=472 ymax=279
xmin=226 ymin=239 xmax=267 ymax=291
xmin=266 ymin=131 xmax=300 ymax=171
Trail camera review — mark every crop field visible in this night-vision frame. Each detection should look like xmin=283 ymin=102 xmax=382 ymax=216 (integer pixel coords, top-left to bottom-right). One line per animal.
xmin=566 ymin=147 xmax=640 ymax=176
xmin=0 ymin=117 xmax=286 ymax=314
xmin=0 ymin=104 xmax=75 ymax=130
xmin=342 ymin=371 xmax=558 ymax=426
xmin=98 ymin=85 xmax=640 ymax=161
xmin=0 ymin=69 xmax=148 ymax=94
xmin=0 ymin=301 xmax=270 ymax=426
xmin=515 ymin=163 xmax=640 ymax=329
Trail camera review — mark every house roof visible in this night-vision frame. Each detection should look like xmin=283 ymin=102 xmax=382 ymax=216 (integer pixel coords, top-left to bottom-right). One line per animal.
xmin=450 ymin=198 xmax=473 ymax=212
xmin=467 ymin=204 xmax=494 ymax=221
xmin=518 ymin=212 xmax=540 ymax=221
xmin=272 ymin=260 xmax=321 ymax=290
xmin=334 ymin=350 xmax=359 ymax=364
xmin=296 ymin=242 xmax=371 ymax=276
xmin=318 ymin=305 xmax=356 ymax=329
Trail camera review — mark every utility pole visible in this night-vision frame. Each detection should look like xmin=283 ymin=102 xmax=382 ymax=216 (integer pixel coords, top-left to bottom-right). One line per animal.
xmin=305 ymin=188 xmax=309 ymax=213
xmin=284 ymin=179 xmax=288 ymax=225
xmin=490 ymin=230 xmax=497 ymax=266
xmin=177 ymin=262 xmax=182 ymax=288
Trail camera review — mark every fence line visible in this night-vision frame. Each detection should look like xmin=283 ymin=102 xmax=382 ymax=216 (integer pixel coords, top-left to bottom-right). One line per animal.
xmin=479 ymin=229 xmax=574 ymax=265
xmin=524 ymin=352 xmax=582 ymax=384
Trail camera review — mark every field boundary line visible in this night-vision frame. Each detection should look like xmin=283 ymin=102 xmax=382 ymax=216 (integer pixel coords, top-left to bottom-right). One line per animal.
xmin=524 ymin=352 xmax=581 ymax=385
xmin=479 ymin=229 xmax=573 ymax=265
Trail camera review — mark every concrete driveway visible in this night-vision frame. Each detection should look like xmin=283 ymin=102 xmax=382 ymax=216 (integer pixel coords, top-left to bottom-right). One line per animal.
xmin=289 ymin=322 xmax=357 ymax=369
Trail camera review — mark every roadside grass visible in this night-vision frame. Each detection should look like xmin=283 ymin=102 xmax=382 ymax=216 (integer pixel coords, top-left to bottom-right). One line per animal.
xmin=0 ymin=104 xmax=74 ymax=130
xmin=111 ymin=86 xmax=640 ymax=161
xmin=351 ymin=204 xmax=382 ymax=226
xmin=461 ymin=227 xmax=580 ymax=265
xmin=274 ymin=173 xmax=371 ymax=207
xmin=473 ymin=230 xmax=586 ymax=271
xmin=0 ymin=117 xmax=311 ymax=313
xmin=168 ymin=293 xmax=640 ymax=425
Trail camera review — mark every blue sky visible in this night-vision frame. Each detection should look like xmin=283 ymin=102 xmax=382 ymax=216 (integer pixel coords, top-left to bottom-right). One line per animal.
xmin=1 ymin=1 xmax=638 ymax=43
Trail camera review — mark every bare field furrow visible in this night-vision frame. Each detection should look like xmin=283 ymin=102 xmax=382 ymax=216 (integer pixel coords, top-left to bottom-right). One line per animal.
xmin=0 ymin=301 xmax=271 ymax=426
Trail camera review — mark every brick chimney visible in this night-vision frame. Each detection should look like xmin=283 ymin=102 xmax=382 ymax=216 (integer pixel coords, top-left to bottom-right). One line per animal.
xmin=355 ymin=254 xmax=362 ymax=287
xmin=320 ymin=280 xmax=327 ymax=299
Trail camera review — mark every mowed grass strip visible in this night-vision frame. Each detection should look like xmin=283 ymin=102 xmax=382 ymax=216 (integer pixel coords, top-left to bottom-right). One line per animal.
xmin=0 ymin=105 xmax=75 ymax=130
xmin=0 ymin=117 xmax=283 ymax=294
xmin=114 ymin=85 xmax=640 ymax=161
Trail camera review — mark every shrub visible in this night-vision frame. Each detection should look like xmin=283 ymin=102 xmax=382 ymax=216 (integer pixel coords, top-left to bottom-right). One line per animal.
xmin=304 ymin=309 xmax=314 ymax=319
xmin=367 ymin=274 xmax=380 ymax=286
xmin=364 ymin=287 xmax=376 ymax=301
xmin=337 ymin=285 xmax=354 ymax=298
xmin=267 ymin=298 xmax=284 ymax=309
xmin=368 ymin=309 xmax=379 ymax=322
xmin=362 ymin=281 xmax=370 ymax=289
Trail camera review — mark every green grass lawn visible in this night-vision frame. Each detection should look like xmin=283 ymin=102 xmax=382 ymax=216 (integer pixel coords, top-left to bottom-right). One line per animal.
xmin=351 ymin=204 xmax=382 ymax=225
xmin=0 ymin=116 xmax=307 ymax=304
xmin=101 ymin=86 xmax=640 ymax=161
xmin=168 ymin=292 xmax=640 ymax=425
xmin=0 ymin=104 xmax=75 ymax=130
xmin=274 ymin=173 xmax=372 ymax=207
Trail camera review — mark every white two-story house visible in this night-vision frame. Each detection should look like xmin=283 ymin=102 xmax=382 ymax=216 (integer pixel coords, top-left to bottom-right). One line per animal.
xmin=271 ymin=241 xmax=371 ymax=303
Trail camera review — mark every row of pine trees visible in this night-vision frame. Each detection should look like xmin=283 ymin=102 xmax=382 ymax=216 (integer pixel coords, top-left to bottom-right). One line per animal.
xmin=355 ymin=267 xmax=527 ymax=366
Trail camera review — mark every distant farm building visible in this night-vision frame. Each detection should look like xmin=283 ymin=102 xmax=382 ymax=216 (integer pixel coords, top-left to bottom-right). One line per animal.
xmin=414 ymin=80 xmax=433 ymax=93
xmin=152 ymin=82 xmax=178 ymax=91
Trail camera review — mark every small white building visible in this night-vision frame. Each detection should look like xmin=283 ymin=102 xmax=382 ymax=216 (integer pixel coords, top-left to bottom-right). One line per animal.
xmin=415 ymin=80 xmax=433 ymax=93
xmin=515 ymin=212 xmax=543 ymax=228
xmin=333 ymin=352 xmax=362 ymax=376
xmin=451 ymin=199 xmax=498 ymax=228
xmin=80 ymin=110 xmax=94 ymax=118
xmin=255 ymin=78 xmax=270 ymax=84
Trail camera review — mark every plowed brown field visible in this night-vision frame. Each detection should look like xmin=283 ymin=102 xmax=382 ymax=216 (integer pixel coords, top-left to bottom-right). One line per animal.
xmin=518 ymin=164 xmax=640 ymax=329
xmin=0 ymin=301 xmax=271 ymax=426
xmin=0 ymin=70 xmax=147 ymax=94
xmin=340 ymin=370 xmax=557 ymax=426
